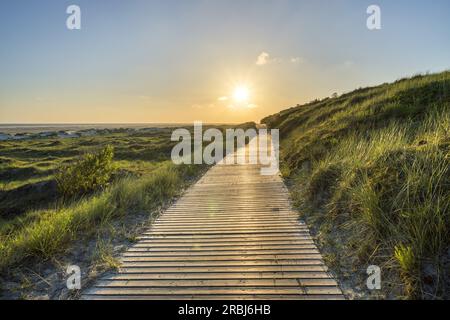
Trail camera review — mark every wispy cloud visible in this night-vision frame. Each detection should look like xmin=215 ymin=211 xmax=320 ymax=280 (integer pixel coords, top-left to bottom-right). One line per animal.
xmin=257 ymin=52 xmax=304 ymax=66
xmin=290 ymin=57 xmax=305 ymax=64
xmin=218 ymin=96 xmax=228 ymax=101
xmin=256 ymin=52 xmax=271 ymax=66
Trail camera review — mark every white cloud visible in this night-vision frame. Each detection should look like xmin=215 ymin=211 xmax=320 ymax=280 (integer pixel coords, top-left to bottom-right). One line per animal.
xmin=256 ymin=52 xmax=270 ymax=66
xmin=218 ymin=96 xmax=228 ymax=101
xmin=256 ymin=52 xmax=306 ymax=66
xmin=290 ymin=57 xmax=304 ymax=64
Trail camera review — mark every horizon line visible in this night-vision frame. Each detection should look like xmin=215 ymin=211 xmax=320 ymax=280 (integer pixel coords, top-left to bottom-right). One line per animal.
xmin=0 ymin=122 xmax=247 ymax=125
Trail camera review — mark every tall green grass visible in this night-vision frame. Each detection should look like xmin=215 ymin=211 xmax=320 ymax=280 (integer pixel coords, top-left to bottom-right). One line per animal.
xmin=0 ymin=162 xmax=203 ymax=272
xmin=263 ymin=71 xmax=450 ymax=298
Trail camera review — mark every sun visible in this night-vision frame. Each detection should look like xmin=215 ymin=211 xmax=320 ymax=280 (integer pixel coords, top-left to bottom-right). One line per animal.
xmin=232 ymin=86 xmax=250 ymax=103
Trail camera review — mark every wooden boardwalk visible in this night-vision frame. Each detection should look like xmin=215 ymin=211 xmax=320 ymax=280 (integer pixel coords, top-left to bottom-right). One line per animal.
xmin=83 ymin=142 xmax=343 ymax=300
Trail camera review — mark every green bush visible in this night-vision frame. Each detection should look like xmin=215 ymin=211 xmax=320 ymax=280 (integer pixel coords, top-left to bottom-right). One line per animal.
xmin=55 ymin=145 xmax=115 ymax=197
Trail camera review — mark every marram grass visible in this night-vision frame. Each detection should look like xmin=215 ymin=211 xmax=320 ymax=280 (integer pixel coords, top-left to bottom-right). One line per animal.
xmin=263 ymin=71 xmax=450 ymax=299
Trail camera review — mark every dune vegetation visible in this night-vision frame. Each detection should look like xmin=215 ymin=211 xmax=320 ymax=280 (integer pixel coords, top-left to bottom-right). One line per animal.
xmin=262 ymin=71 xmax=450 ymax=299
xmin=0 ymin=123 xmax=256 ymax=298
xmin=0 ymin=128 xmax=178 ymax=218
xmin=0 ymin=128 xmax=207 ymax=276
xmin=0 ymin=160 xmax=200 ymax=271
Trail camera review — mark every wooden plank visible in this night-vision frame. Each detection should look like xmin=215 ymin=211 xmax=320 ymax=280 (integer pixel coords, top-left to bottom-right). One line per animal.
xmin=136 ymin=234 xmax=314 ymax=241
xmin=147 ymin=228 xmax=309 ymax=234
xmin=102 ymin=271 xmax=334 ymax=280
xmin=116 ymin=266 xmax=327 ymax=273
xmin=141 ymin=230 xmax=311 ymax=236
xmin=121 ymin=254 xmax=322 ymax=262
xmin=135 ymin=237 xmax=314 ymax=243
xmin=84 ymin=286 xmax=342 ymax=295
xmin=151 ymin=221 xmax=300 ymax=227
xmin=120 ymin=260 xmax=324 ymax=267
xmin=124 ymin=249 xmax=321 ymax=256
xmin=83 ymin=294 xmax=345 ymax=300
xmin=94 ymin=278 xmax=339 ymax=288
xmin=137 ymin=234 xmax=310 ymax=239
xmin=160 ymin=213 xmax=298 ymax=218
xmin=131 ymin=244 xmax=316 ymax=250
xmin=133 ymin=240 xmax=315 ymax=247
xmin=149 ymin=226 xmax=308 ymax=232
xmin=155 ymin=218 xmax=301 ymax=224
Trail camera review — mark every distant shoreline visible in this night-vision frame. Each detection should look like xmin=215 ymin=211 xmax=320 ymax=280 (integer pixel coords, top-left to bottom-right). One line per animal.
xmin=0 ymin=123 xmax=236 ymax=135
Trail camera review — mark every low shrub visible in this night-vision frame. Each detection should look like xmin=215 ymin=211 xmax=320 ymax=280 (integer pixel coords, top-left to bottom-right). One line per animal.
xmin=55 ymin=145 xmax=115 ymax=197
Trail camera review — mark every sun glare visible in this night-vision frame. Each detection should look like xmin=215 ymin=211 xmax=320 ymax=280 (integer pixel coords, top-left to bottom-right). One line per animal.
xmin=233 ymin=86 xmax=250 ymax=103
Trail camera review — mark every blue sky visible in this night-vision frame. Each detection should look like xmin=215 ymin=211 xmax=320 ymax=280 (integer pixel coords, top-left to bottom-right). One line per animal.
xmin=0 ymin=0 xmax=449 ymax=123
